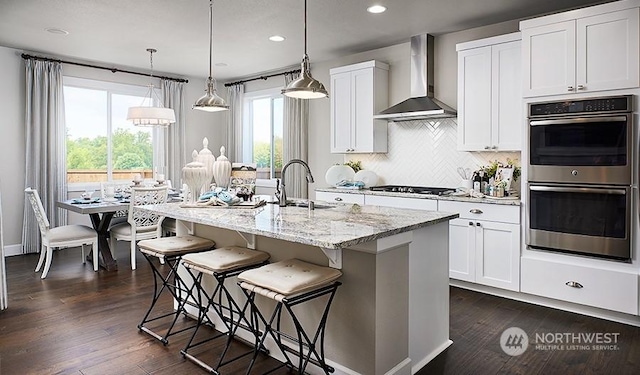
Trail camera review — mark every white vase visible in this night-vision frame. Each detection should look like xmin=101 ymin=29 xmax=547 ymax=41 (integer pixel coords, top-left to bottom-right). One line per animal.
xmin=182 ymin=150 xmax=209 ymax=204
xmin=213 ymin=146 xmax=232 ymax=189
xmin=196 ymin=137 xmax=216 ymax=192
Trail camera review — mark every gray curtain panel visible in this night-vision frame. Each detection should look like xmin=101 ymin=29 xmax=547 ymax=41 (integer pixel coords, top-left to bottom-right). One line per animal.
xmin=226 ymin=84 xmax=244 ymax=163
xmin=22 ymin=59 xmax=66 ymax=254
xmin=283 ymin=73 xmax=310 ymax=199
xmin=162 ymin=79 xmax=186 ymax=185
xmin=0 ymin=186 xmax=7 ymax=310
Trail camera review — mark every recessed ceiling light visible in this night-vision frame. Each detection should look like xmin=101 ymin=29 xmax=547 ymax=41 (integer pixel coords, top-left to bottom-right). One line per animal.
xmin=45 ymin=27 xmax=69 ymax=35
xmin=215 ymin=62 xmax=228 ymax=67
xmin=367 ymin=5 xmax=387 ymax=14
xmin=269 ymin=35 xmax=286 ymax=42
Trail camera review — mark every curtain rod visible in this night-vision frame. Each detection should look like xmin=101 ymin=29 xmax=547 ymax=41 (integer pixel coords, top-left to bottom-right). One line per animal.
xmin=224 ymin=69 xmax=301 ymax=87
xmin=21 ymin=53 xmax=189 ymax=83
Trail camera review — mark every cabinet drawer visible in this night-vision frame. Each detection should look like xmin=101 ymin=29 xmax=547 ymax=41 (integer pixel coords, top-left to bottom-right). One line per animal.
xmin=364 ymin=195 xmax=437 ymax=211
xmin=315 ymin=191 xmax=365 ymax=205
xmin=438 ymin=200 xmax=519 ymax=224
xmin=521 ymin=257 xmax=638 ymax=315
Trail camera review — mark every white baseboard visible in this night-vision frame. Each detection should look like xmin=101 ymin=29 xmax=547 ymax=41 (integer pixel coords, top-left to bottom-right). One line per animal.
xmin=3 ymin=244 xmax=22 ymax=257
xmin=411 ymin=339 xmax=453 ymax=374
xmin=385 ymin=357 xmax=412 ymax=375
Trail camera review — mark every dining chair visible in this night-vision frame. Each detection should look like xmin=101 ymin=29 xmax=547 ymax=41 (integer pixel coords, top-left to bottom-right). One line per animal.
xmin=24 ymin=188 xmax=98 ymax=279
xmin=109 ymin=185 xmax=168 ymax=270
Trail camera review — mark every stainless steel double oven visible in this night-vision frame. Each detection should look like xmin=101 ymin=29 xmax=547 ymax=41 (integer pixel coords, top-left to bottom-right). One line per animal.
xmin=527 ymin=95 xmax=634 ymax=261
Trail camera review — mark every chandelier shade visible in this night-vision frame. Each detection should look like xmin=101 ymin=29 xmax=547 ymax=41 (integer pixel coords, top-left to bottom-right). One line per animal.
xmin=193 ymin=0 xmax=229 ymax=112
xmin=127 ymin=48 xmax=176 ymax=126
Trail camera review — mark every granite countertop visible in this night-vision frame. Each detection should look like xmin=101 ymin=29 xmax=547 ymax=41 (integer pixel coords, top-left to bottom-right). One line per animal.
xmin=315 ymin=187 xmax=522 ymax=206
xmin=137 ymin=202 xmax=458 ymax=250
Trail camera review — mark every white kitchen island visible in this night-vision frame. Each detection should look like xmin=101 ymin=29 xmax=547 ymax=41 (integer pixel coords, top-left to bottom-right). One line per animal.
xmin=138 ymin=201 xmax=457 ymax=375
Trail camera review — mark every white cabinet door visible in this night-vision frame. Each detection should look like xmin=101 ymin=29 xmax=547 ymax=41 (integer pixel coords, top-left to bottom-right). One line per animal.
xmin=492 ymin=41 xmax=522 ymax=151
xmin=330 ymin=71 xmax=354 ymax=153
xmin=329 ymin=61 xmax=388 ymax=154
xmin=449 ymin=218 xmax=476 ymax=282
xmin=457 ymin=46 xmax=492 ymax=151
xmin=457 ymin=35 xmax=521 ymax=152
xmin=475 ymin=221 xmax=520 ymax=291
xmin=576 ymin=8 xmax=640 ymax=92
xmin=522 ymin=20 xmax=576 ymax=97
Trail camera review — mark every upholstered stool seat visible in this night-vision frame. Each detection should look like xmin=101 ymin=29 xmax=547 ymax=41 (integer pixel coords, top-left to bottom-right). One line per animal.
xmin=136 ymin=235 xmax=215 ymax=345
xmin=179 ymin=247 xmax=270 ymax=374
xmin=238 ymin=259 xmax=342 ymax=374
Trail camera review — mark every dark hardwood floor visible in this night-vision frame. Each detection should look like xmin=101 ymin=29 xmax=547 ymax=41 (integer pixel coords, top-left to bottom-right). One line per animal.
xmin=1 ymin=247 xmax=640 ymax=375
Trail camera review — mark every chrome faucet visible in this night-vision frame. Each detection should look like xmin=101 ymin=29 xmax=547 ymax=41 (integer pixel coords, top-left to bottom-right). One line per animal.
xmin=276 ymin=159 xmax=314 ymax=207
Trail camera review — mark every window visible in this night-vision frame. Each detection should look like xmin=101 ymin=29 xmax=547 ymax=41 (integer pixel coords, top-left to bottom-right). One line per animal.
xmin=243 ymin=88 xmax=284 ymax=181
xmin=63 ymin=77 xmax=164 ymax=186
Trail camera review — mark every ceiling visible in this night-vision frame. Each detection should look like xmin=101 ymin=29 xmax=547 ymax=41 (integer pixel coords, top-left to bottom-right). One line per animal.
xmin=0 ymin=0 xmax=605 ymax=81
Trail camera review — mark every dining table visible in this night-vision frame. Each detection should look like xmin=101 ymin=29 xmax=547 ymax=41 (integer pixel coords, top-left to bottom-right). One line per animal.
xmin=57 ymin=198 xmax=129 ymax=271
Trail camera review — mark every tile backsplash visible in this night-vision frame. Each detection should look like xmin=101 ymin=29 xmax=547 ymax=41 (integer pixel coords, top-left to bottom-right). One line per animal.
xmin=345 ymin=118 xmax=521 ymax=189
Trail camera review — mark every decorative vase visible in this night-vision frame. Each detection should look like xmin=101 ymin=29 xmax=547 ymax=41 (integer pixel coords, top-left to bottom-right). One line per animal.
xmin=213 ymin=146 xmax=232 ymax=189
xmin=182 ymin=150 xmax=209 ymax=204
xmin=196 ymin=137 xmax=216 ymax=192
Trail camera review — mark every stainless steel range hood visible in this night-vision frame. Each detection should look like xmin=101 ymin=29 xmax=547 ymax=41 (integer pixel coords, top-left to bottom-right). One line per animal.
xmin=374 ymin=34 xmax=456 ymax=121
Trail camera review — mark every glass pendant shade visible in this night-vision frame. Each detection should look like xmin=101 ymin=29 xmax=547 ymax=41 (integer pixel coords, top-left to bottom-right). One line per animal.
xmin=281 ymin=0 xmax=327 ymax=99
xmin=193 ymin=78 xmax=228 ymax=112
xmin=282 ymin=55 xmax=327 ymax=99
xmin=127 ymin=48 xmax=176 ymax=126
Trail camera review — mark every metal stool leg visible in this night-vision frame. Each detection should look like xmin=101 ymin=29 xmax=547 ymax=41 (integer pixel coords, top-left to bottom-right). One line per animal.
xmin=137 ymin=254 xmax=199 ymax=345
xmin=180 ymin=262 xmax=269 ymax=374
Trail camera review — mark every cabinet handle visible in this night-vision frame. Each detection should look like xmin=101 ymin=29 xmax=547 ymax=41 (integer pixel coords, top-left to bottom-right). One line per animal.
xmin=469 ymin=209 xmax=483 ymax=214
xmin=567 ymin=86 xmax=575 ymax=91
xmin=565 ymin=281 xmax=583 ymax=289
xmin=577 ymin=85 xmax=585 ymax=90
xmin=468 ymin=221 xmax=474 ymax=226
xmin=484 ymin=146 xmax=490 ymax=150
xmin=335 ymin=197 xmax=343 ymax=201
xmin=491 ymin=146 xmax=498 ymax=150
xmin=476 ymin=222 xmax=481 ymax=227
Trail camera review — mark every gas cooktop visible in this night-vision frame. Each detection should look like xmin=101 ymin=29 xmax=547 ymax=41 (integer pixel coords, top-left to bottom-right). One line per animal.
xmin=369 ymin=185 xmax=455 ymax=196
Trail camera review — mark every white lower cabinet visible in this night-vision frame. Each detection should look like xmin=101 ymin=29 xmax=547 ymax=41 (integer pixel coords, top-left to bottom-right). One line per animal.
xmin=440 ymin=201 xmax=521 ymax=291
xmin=315 ymin=191 xmax=365 ymax=205
xmin=364 ymin=195 xmax=437 ymax=210
xmin=521 ymin=257 xmax=638 ymax=315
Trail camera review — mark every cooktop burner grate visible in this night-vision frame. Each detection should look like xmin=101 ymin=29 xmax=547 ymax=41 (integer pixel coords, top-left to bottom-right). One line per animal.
xmin=369 ymin=185 xmax=455 ymax=195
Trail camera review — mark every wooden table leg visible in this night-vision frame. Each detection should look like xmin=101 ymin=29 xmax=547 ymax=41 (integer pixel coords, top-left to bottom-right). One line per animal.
xmin=89 ymin=212 xmax=118 ymax=271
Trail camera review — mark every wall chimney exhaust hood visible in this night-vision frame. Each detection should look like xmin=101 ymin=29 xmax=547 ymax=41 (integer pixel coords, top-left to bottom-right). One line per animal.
xmin=374 ymin=34 xmax=456 ymax=121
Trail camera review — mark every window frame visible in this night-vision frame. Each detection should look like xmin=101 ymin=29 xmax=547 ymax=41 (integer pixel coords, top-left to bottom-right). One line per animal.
xmin=63 ymin=76 xmax=165 ymax=192
xmin=242 ymin=87 xmax=284 ymax=188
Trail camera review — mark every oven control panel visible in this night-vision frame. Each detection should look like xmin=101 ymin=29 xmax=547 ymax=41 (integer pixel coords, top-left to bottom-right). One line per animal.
xmin=529 ymin=95 xmax=632 ymax=117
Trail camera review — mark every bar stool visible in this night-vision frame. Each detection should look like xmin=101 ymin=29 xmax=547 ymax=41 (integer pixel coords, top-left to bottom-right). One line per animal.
xmin=179 ymin=246 xmax=271 ymax=374
xmin=238 ymin=259 xmax=342 ymax=374
xmin=136 ymin=235 xmax=216 ymax=345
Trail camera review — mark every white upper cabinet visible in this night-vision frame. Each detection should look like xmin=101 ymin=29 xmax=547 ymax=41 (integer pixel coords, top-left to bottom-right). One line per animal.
xmin=457 ymin=33 xmax=522 ymax=151
xmin=521 ymin=1 xmax=639 ymax=97
xmin=330 ymin=60 xmax=389 ymax=153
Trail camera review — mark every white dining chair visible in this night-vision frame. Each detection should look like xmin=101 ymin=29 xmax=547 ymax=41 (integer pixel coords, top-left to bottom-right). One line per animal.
xmin=109 ymin=185 xmax=167 ymax=270
xmin=24 ymin=188 xmax=98 ymax=279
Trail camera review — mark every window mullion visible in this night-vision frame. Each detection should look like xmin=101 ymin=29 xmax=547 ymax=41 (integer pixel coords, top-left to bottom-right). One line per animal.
xmin=107 ymin=91 xmax=113 ymax=181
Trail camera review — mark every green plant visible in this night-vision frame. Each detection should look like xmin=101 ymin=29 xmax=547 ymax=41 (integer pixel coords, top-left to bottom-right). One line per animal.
xmin=479 ymin=159 xmax=521 ymax=181
xmin=344 ymin=160 xmax=362 ymax=173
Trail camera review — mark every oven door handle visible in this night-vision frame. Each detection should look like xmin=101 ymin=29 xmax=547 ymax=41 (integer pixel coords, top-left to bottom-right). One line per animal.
xmin=529 ymin=186 xmax=626 ymax=195
xmin=530 ymin=116 xmax=627 ymax=126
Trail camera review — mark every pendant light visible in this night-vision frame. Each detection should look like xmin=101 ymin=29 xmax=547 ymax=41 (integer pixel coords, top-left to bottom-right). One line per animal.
xmin=193 ymin=0 xmax=229 ymax=112
xmin=282 ymin=0 xmax=328 ymax=99
xmin=127 ymin=48 xmax=176 ymax=126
